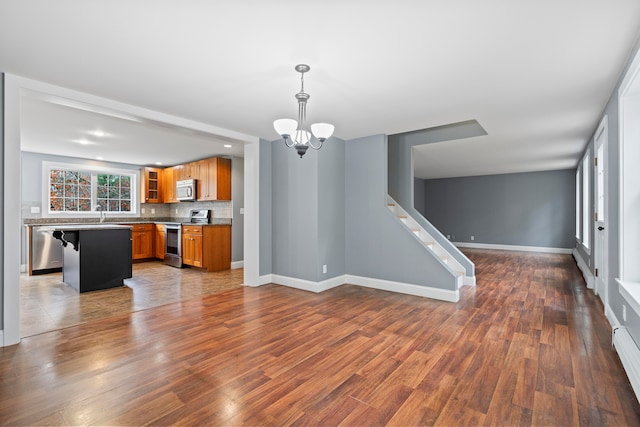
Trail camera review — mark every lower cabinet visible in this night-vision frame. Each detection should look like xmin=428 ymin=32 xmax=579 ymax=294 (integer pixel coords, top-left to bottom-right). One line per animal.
xmin=155 ymin=224 xmax=165 ymax=260
xmin=182 ymin=224 xmax=230 ymax=271
xmin=182 ymin=225 xmax=204 ymax=268
xmin=129 ymin=223 xmax=154 ymax=260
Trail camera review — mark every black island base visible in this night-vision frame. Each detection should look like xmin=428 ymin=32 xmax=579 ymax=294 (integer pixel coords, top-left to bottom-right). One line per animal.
xmin=50 ymin=225 xmax=133 ymax=293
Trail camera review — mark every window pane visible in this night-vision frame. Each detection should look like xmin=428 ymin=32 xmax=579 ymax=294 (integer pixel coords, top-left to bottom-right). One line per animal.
xmin=47 ymin=166 xmax=135 ymax=215
xmin=582 ymin=154 xmax=590 ymax=249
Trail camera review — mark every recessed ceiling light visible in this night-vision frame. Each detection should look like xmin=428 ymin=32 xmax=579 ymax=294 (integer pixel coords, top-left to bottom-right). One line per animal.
xmin=224 ymin=144 xmax=232 ymax=148
xmin=91 ymin=130 xmax=106 ymax=137
xmin=155 ymin=162 xmax=163 ymax=165
xmin=73 ymin=139 xmax=93 ymax=145
xmin=96 ymin=156 xmax=104 ymax=160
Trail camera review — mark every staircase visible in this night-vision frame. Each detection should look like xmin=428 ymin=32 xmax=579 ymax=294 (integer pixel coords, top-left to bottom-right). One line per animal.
xmin=387 ymin=195 xmax=468 ymax=289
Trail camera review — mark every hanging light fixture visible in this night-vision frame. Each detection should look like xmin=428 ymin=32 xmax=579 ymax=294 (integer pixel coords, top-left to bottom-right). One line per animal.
xmin=273 ymin=64 xmax=335 ymax=158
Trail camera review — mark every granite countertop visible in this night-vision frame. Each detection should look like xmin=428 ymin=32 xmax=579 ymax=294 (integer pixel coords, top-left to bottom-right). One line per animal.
xmin=39 ymin=224 xmax=133 ymax=231
xmin=24 ymin=218 xmax=232 ymax=226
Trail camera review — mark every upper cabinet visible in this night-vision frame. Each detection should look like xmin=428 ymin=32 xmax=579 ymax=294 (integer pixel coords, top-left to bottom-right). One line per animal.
xmin=163 ymin=166 xmax=178 ymax=203
xmin=161 ymin=157 xmax=231 ymax=203
xmin=141 ymin=167 xmax=163 ymax=203
xmin=197 ymin=157 xmax=231 ymax=201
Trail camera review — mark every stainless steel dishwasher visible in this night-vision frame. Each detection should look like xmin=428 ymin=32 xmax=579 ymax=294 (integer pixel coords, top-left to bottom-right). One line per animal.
xmin=31 ymin=225 xmax=63 ymax=274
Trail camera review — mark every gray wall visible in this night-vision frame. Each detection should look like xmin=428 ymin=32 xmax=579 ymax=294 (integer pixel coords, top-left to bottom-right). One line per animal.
xmin=414 ymin=177 xmax=425 ymax=213
xmin=270 ymin=136 xmax=346 ymax=282
xmin=418 ymin=169 xmax=576 ymax=248
xmin=318 ymin=137 xmax=346 ymax=279
xmin=346 ymin=134 xmax=456 ymax=290
xmin=231 ymin=156 xmax=244 ymax=263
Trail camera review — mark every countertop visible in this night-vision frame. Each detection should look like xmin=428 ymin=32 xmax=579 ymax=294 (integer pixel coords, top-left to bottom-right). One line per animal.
xmin=24 ymin=218 xmax=232 ymax=227
xmin=39 ymin=224 xmax=133 ymax=231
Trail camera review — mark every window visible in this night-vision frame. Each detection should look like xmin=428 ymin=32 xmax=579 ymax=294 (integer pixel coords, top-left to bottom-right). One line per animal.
xmin=44 ymin=162 xmax=139 ymax=217
xmin=582 ymin=153 xmax=590 ymax=250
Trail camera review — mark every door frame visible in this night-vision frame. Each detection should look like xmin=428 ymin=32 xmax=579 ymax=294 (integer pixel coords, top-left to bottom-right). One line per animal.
xmin=593 ymin=115 xmax=608 ymax=307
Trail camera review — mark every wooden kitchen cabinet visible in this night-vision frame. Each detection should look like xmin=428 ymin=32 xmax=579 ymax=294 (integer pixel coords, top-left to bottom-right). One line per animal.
xmin=129 ymin=223 xmax=154 ymax=260
xmin=155 ymin=224 xmax=165 ymax=259
xmin=163 ymin=166 xmax=178 ymax=203
xmin=182 ymin=225 xmax=203 ymax=268
xmin=181 ymin=224 xmax=231 ymax=271
xmin=197 ymin=157 xmax=231 ymax=201
xmin=141 ymin=167 xmax=163 ymax=203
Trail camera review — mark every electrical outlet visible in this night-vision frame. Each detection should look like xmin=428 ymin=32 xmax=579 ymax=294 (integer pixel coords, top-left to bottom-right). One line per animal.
xmin=151 ymin=208 xmax=155 ymax=214
xmin=322 ymin=264 xmax=327 ymax=274
xmin=623 ymin=304 xmax=627 ymax=322
xmin=471 ymin=235 xmax=475 ymax=241
xmin=175 ymin=208 xmax=178 ymax=214
xmin=447 ymin=234 xmax=451 ymax=239
xmin=141 ymin=207 xmax=146 ymax=214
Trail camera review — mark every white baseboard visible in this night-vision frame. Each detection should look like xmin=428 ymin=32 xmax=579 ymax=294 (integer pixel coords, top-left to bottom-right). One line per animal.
xmin=454 ymin=242 xmax=572 ymax=254
xmin=573 ymin=248 xmax=594 ymax=289
xmin=0 ymin=330 xmax=4 ymax=347
xmin=607 ymin=304 xmax=620 ymax=329
xmin=272 ymin=274 xmax=344 ymax=293
xmin=262 ymin=273 xmax=459 ymax=302
xmin=20 ymin=264 xmax=26 ymax=273
xmin=613 ymin=327 xmax=640 ymax=402
xmin=346 ymin=275 xmax=460 ymax=302
xmin=231 ymin=260 xmax=244 ymax=269
xmin=243 ymin=274 xmax=273 ymax=287
xmin=464 ymin=276 xmax=476 ymax=287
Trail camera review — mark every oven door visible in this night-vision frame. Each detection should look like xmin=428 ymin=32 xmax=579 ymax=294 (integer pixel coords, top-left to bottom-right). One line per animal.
xmin=164 ymin=224 xmax=182 ymax=267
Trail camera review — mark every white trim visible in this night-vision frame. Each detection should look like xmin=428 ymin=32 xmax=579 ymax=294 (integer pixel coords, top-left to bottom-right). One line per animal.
xmin=613 ymin=327 xmax=640 ymax=402
xmin=573 ymin=248 xmax=595 ymax=289
xmin=454 ymin=241 xmax=572 ymax=254
xmin=464 ymin=276 xmax=476 ymax=287
xmin=616 ymin=279 xmax=640 ymax=319
xmin=20 ymin=264 xmax=26 ymax=273
xmin=262 ymin=273 xmax=459 ymax=302
xmin=272 ymin=274 xmax=345 ymax=293
xmin=346 ymin=275 xmax=460 ymax=302
xmin=243 ymin=274 xmax=273 ymax=287
xmin=242 ymin=139 xmax=261 ymax=287
xmin=231 ymin=260 xmax=244 ymax=269
xmin=0 ymin=331 xmax=4 ymax=347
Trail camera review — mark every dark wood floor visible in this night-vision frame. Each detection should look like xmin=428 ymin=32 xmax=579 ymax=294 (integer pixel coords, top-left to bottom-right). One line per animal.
xmin=2 ymin=250 xmax=639 ymax=426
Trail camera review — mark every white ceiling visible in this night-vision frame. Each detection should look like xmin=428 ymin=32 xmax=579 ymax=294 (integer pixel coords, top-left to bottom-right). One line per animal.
xmin=1 ymin=1 xmax=639 ymax=177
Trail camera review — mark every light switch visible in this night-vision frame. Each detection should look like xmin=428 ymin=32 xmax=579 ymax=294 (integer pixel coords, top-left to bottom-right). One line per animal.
xmin=239 ymin=208 xmax=245 ymax=215
xmin=30 ymin=206 xmax=40 ymax=214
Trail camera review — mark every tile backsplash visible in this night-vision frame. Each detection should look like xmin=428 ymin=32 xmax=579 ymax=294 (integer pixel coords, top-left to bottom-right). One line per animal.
xmin=22 ymin=200 xmax=232 ymax=222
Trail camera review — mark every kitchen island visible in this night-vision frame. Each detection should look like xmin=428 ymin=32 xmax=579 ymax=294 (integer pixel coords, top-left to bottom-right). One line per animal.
xmin=47 ymin=224 xmax=133 ymax=293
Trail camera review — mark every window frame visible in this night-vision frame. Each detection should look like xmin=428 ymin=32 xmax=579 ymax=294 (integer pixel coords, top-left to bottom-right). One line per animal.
xmin=42 ymin=161 xmax=141 ymax=219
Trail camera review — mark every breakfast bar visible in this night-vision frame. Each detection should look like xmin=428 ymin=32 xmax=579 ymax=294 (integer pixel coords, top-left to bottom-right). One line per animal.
xmin=47 ymin=224 xmax=133 ymax=293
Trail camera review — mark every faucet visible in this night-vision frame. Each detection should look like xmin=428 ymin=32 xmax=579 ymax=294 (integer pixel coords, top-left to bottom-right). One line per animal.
xmin=96 ymin=205 xmax=106 ymax=223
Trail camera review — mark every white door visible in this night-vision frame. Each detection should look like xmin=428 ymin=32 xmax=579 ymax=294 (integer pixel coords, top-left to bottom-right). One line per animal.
xmin=594 ymin=116 xmax=608 ymax=305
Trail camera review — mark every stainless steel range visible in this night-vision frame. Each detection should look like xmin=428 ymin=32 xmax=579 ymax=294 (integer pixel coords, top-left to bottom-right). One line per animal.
xmin=163 ymin=209 xmax=211 ymax=268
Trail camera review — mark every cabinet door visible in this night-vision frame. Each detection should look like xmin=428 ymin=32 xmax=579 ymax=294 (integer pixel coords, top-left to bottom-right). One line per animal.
xmin=142 ymin=167 xmax=163 ymax=203
xmin=155 ymin=225 xmax=165 ymax=259
xmin=132 ymin=231 xmax=153 ymax=259
xmin=202 ymin=225 xmax=231 ymax=272
xmin=182 ymin=233 xmax=191 ymax=265
xmin=196 ymin=159 xmax=210 ymax=201
xmin=163 ymin=167 xmax=177 ymax=203
xmin=215 ymin=158 xmax=232 ymax=201
xmin=191 ymin=234 xmax=203 ymax=267
xmin=197 ymin=157 xmax=231 ymax=201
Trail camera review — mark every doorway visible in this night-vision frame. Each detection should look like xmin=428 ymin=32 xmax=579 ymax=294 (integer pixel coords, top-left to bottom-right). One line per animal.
xmin=594 ymin=115 xmax=608 ymax=305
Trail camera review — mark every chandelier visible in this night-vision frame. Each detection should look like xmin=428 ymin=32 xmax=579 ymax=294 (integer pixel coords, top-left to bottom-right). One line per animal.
xmin=273 ymin=64 xmax=334 ymax=158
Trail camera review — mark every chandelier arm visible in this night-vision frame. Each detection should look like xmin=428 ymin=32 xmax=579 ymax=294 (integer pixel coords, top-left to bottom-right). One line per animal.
xmin=308 ymin=138 xmax=323 ymax=150
xmin=284 ymin=137 xmax=295 ymax=148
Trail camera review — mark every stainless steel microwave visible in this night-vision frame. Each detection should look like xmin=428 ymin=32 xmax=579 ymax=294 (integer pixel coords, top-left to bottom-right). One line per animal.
xmin=176 ymin=179 xmax=196 ymax=201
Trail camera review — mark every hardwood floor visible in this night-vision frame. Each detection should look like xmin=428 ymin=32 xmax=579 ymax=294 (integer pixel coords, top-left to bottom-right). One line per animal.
xmin=2 ymin=250 xmax=639 ymax=426
xmin=20 ymin=261 xmax=244 ymax=337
